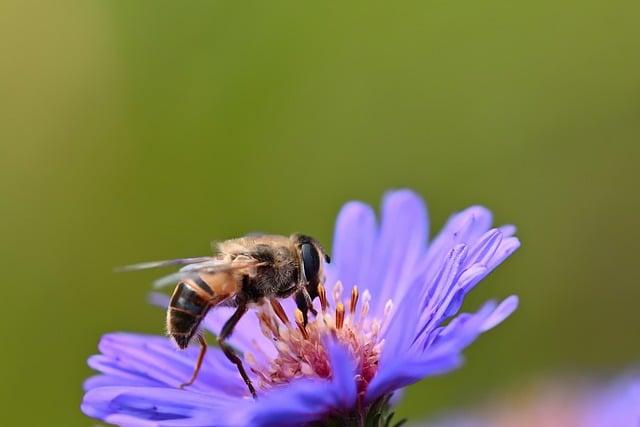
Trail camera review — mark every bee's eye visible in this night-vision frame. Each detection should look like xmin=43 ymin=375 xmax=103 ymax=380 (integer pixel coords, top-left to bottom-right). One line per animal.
xmin=301 ymin=243 xmax=320 ymax=285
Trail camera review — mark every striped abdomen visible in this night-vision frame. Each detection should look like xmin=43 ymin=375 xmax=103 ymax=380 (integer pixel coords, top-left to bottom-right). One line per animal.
xmin=167 ymin=278 xmax=213 ymax=349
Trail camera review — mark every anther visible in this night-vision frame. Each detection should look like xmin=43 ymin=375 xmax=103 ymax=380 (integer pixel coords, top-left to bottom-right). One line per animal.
xmin=333 ymin=281 xmax=343 ymax=305
xmin=360 ymin=289 xmax=372 ymax=319
xmin=350 ymin=286 xmax=359 ymax=315
xmin=300 ymin=363 xmax=315 ymax=376
xmin=294 ymin=309 xmax=309 ymax=339
xmin=258 ymin=312 xmax=278 ymax=337
xmin=384 ymin=300 xmax=394 ymax=317
xmin=245 ymin=352 xmax=257 ymax=367
xmin=270 ymin=298 xmax=290 ymax=325
xmin=335 ymin=303 xmax=345 ymax=330
xmin=371 ymin=319 xmax=381 ymax=335
xmin=318 ymin=283 xmax=329 ymax=312
xmin=362 ymin=289 xmax=372 ymax=305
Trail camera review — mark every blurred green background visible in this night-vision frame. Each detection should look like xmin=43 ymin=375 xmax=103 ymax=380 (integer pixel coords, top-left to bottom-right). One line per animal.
xmin=1 ymin=0 xmax=639 ymax=425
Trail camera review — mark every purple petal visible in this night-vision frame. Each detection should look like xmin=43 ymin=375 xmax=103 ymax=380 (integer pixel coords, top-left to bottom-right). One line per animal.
xmin=365 ymin=353 xmax=464 ymax=403
xmin=464 ymin=229 xmax=503 ymax=268
xmin=379 ymin=272 xmax=425 ymax=361
xmin=425 ymin=298 xmax=514 ymax=361
xmin=367 ymin=296 xmax=518 ymax=403
xmin=84 ymin=191 xmax=523 ymax=426
xmin=457 ymin=265 xmax=489 ymax=293
xmin=90 ymin=333 xmax=246 ymax=396
xmin=82 ymin=386 xmax=242 ymax=426
xmin=365 ymin=190 xmax=429 ymax=316
xmin=84 ymin=373 xmax=160 ymax=391
xmin=325 ymin=339 xmax=358 ymax=409
xmin=415 ymin=245 xmax=468 ymax=340
xmin=489 ymin=236 xmax=521 ymax=268
xmin=326 ymin=201 xmax=377 ymax=292
xmin=481 ymin=295 xmax=519 ymax=332
xmin=498 ymin=224 xmax=517 ymax=237
xmin=245 ymin=341 xmax=358 ymax=426
xmin=102 ymin=414 xmax=160 ymax=427
xmin=244 ymin=379 xmax=335 ymax=426
xmin=462 ymin=236 xmax=521 ymax=294
xmin=583 ymin=374 xmax=640 ymax=427
xmin=419 ymin=206 xmax=493 ymax=288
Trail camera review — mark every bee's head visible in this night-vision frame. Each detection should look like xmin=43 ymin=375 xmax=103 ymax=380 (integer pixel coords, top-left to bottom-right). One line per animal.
xmin=292 ymin=234 xmax=330 ymax=299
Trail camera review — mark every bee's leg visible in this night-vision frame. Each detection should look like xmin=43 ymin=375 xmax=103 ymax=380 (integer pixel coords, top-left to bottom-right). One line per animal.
xmin=179 ymin=335 xmax=208 ymax=389
xmin=219 ymin=302 xmax=257 ymax=398
xmin=294 ymin=288 xmax=318 ymax=326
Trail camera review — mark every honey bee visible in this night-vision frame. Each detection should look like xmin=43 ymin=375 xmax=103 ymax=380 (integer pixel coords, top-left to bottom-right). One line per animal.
xmin=121 ymin=234 xmax=330 ymax=398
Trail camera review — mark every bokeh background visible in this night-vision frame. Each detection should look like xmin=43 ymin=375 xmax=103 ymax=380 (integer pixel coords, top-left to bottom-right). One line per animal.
xmin=1 ymin=1 xmax=639 ymax=425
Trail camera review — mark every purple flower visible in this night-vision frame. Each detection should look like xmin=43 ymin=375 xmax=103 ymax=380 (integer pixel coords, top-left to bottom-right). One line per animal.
xmin=82 ymin=190 xmax=520 ymax=426
xmin=422 ymin=373 xmax=640 ymax=427
xmin=583 ymin=374 xmax=640 ymax=427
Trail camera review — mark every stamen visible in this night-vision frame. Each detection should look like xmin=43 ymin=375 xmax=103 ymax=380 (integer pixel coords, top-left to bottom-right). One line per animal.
xmin=384 ymin=299 xmax=394 ymax=318
xmin=333 ymin=281 xmax=343 ymax=305
xmin=245 ymin=352 xmax=257 ymax=367
xmin=360 ymin=289 xmax=372 ymax=319
xmin=362 ymin=289 xmax=372 ymax=305
xmin=270 ymin=298 xmax=290 ymax=325
xmin=253 ymin=282 xmax=384 ymax=393
xmin=350 ymin=286 xmax=359 ymax=315
xmin=318 ymin=283 xmax=329 ymax=312
xmin=371 ymin=319 xmax=381 ymax=335
xmin=335 ymin=303 xmax=345 ymax=330
xmin=258 ymin=312 xmax=279 ymax=337
xmin=294 ymin=309 xmax=309 ymax=339
xmin=300 ymin=362 xmax=315 ymax=376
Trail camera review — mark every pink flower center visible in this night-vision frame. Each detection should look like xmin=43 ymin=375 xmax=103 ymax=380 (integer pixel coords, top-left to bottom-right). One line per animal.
xmin=245 ymin=282 xmax=392 ymax=395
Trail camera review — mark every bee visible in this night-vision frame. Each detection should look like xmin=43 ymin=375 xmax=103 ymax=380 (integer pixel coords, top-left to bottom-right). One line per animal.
xmin=121 ymin=234 xmax=330 ymax=398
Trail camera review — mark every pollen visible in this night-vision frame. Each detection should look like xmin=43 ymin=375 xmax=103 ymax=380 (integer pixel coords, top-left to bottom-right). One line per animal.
xmin=245 ymin=282 xmax=392 ymax=395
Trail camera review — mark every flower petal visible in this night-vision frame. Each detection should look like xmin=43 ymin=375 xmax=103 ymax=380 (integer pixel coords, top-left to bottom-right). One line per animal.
xmin=84 ymin=191 xmax=522 ymax=426
xmin=366 ymin=297 xmax=517 ymax=403
xmin=326 ymin=200 xmax=377 ymax=292
xmin=325 ymin=339 xmax=358 ymax=409
xmin=424 ymin=298 xmax=515 ymax=361
xmin=84 ymin=373 xmax=159 ymax=391
xmin=419 ymin=206 xmax=493 ymax=288
xmin=244 ymin=379 xmax=335 ymax=426
xmin=416 ymin=244 xmax=468 ymax=340
xmin=464 ymin=229 xmax=503 ymax=268
xmin=481 ymin=295 xmax=519 ymax=332
xmin=365 ymin=353 xmax=464 ymax=403
xmin=244 ymin=341 xmax=358 ymax=426
xmin=82 ymin=386 xmax=242 ymax=426
xmin=462 ymin=236 xmax=521 ymax=294
xmin=89 ymin=333 xmax=247 ymax=396
xmin=498 ymin=224 xmax=517 ymax=237
xmin=366 ymin=190 xmax=428 ymax=315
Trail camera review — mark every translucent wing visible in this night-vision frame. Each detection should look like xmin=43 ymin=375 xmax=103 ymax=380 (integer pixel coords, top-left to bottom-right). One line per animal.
xmin=115 ymin=257 xmax=215 ymax=272
xmin=152 ymin=259 xmax=263 ymax=289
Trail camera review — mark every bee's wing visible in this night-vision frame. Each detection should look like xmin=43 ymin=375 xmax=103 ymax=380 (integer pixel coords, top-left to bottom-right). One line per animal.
xmin=152 ymin=258 xmax=263 ymax=289
xmin=116 ymin=257 xmax=216 ymax=272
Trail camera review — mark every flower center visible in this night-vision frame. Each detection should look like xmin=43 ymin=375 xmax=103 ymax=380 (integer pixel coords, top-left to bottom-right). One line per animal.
xmin=245 ymin=282 xmax=392 ymax=395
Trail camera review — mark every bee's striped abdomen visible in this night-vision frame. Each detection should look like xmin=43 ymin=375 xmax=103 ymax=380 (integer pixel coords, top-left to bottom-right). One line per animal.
xmin=168 ymin=279 xmax=211 ymax=349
